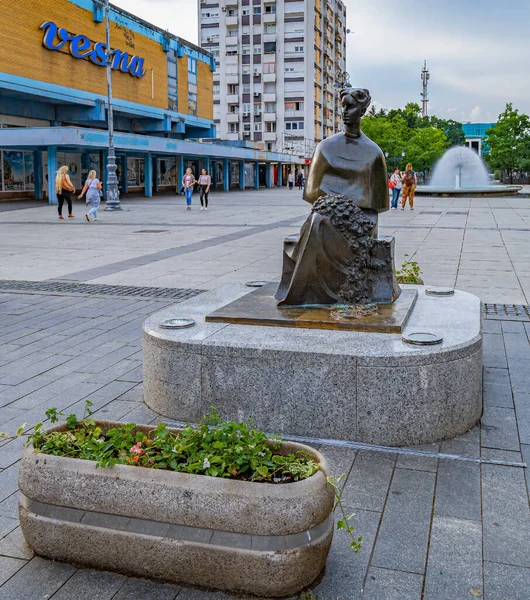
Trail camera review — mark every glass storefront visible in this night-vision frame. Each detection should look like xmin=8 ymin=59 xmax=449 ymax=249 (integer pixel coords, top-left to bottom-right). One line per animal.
xmin=1 ymin=150 xmax=34 ymax=192
xmin=158 ymin=158 xmax=176 ymax=186
xmin=127 ymin=158 xmax=145 ymax=186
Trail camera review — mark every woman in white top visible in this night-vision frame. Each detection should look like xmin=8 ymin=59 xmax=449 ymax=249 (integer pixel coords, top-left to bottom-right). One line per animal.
xmin=78 ymin=170 xmax=103 ymax=222
xmin=390 ymin=168 xmax=402 ymax=210
xmin=198 ymin=168 xmax=211 ymax=211
xmin=288 ymin=171 xmax=295 ymax=190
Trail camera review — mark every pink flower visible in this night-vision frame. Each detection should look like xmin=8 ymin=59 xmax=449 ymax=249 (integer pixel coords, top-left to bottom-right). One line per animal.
xmin=130 ymin=442 xmax=143 ymax=455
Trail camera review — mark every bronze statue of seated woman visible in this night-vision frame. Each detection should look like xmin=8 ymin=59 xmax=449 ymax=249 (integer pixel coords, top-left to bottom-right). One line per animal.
xmin=275 ymin=88 xmax=401 ymax=307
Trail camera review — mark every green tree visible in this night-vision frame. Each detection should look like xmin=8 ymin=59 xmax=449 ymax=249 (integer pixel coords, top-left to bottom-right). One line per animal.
xmin=484 ymin=103 xmax=530 ymax=182
xmin=404 ymin=127 xmax=448 ymax=174
xmin=430 ymin=118 xmax=466 ymax=146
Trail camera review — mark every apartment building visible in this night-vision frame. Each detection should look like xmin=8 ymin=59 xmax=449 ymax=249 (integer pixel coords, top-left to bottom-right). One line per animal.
xmin=199 ymin=0 xmax=347 ymax=159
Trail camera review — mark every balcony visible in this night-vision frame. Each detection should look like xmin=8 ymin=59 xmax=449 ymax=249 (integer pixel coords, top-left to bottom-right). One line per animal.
xmin=285 ymin=109 xmax=305 ymax=118
xmin=225 ymin=36 xmax=239 ymax=46
xmin=264 ymin=112 xmax=276 ymax=121
xmin=263 ymin=93 xmax=276 ymax=102
xmin=227 ymin=113 xmax=240 ymax=123
xmin=263 ymin=33 xmax=276 ymax=43
xmin=226 ymin=93 xmax=239 ymax=103
xmin=224 ymin=132 xmax=240 ymax=141
xmin=263 ymin=13 xmax=276 ymax=23
xmin=264 ymin=131 xmax=277 ymax=141
xmin=224 ymin=0 xmax=238 ymax=6
xmin=225 ymin=16 xmax=238 ymax=26
xmin=226 ymin=74 xmax=239 ymax=85
xmin=263 ymin=72 xmax=276 ymax=83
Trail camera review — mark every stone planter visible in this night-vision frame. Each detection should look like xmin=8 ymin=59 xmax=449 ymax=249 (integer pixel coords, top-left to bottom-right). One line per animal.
xmin=19 ymin=421 xmax=334 ymax=598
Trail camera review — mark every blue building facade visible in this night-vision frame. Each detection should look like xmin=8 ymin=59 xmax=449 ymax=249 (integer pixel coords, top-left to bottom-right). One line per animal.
xmin=0 ymin=0 xmax=299 ymax=201
xmin=461 ymin=122 xmax=496 ymax=155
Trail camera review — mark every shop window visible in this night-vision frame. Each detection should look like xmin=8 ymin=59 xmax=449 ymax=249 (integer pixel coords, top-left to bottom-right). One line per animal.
xmin=1 ymin=151 xmax=34 ymax=192
xmin=158 ymin=158 xmax=176 ymax=186
xmin=127 ymin=158 xmax=145 ymax=186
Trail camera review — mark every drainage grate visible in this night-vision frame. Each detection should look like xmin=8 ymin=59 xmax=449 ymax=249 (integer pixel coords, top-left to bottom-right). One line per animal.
xmin=483 ymin=303 xmax=530 ymax=321
xmin=446 ymin=211 xmax=469 ymax=215
xmin=420 ymin=211 xmax=443 ymax=215
xmin=0 ymin=280 xmax=204 ymax=301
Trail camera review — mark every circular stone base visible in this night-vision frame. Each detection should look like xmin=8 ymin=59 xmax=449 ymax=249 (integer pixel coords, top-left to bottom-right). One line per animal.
xmin=142 ymin=285 xmax=482 ymax=447
xmin=415 ymin=185 xmax=521 ymax=197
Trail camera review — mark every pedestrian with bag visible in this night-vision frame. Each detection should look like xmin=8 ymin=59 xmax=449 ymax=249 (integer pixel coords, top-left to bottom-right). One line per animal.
xmin=182 ymin=168 xmax=196 ymax=210
xmin=390 ymin=168 xmax=402 ymax=210
xmin=297 ymin=172 xmax=304 ymax=190
xmin=78 ymin=170 xmax=103 ymax=222
xmin=401 ymin=163 xmax=417 ymax=210
xmin=55 ymin=166 xmax=76 ymax=220
xmin=198 ymin=168 xmax=211 ymax=211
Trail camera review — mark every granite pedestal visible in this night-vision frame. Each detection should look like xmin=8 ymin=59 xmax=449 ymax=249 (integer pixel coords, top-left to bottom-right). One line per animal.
xmin=142 ymin=285 xmax=483 ymax=447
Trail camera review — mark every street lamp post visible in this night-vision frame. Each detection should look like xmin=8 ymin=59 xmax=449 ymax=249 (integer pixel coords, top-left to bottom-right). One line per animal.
xmin=104 ymin=0 xmax=121 ymax=211
xmin=385 ymin=150 xmax=406 ymax=170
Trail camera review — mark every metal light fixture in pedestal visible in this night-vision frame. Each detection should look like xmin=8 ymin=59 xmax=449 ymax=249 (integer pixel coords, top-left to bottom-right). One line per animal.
xmin=104 ymin=0 xmax=121 ymax=211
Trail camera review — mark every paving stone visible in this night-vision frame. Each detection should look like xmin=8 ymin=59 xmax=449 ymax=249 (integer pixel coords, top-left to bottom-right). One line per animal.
xmin=93 ymin=400 xmax=141 ymax=422
xmin=503 ymin=331 xmax=530 ymax=361
xmin=116 ymin=365 xmax=143 ymax=383
xmin=372 ymin=468 xmax=436 ymax=574
xmin=0 ymin=556 xmax=76 ymax=599
xmin=482 ymin=320 xmax=502 ymax=333
xmin=311 ymin=509 xmax=381 ymax=599
xmin=317 ymin=445 xmax=356 ymax=480
xmin=395 ymin=442 xmax=440 ymax=472
xmin=50 ymin=568 xmax=126 ymax=600
xmin=423 ymin=516 xmax=483 ymax=600
xmin=482 ymin=464 xmax=530 ymax=568
xmin=0 ymin=493 xmax=20 ymax=520
xmin=112 ymin=578 xmax=181 ymax=600
xmin=483 ymin=561 xmax=530 ymax=600
xmin=522 ymin=444 xmax=530 ymax=499
xmin=481 ymin=448 xmax=523 ymax=463
xmin=507 ymin=358 xmax=530 ymax=394
xmin=434 ymin=461 xmax=481 ymax=521
xmin=117 ymin=403 xmax=159 ymax=425
xmin=0 ymin=466 xmax=20 ymax=504
xmin=341 ymin=450 xmax=396 ymax=512
xmin=363 ymin=567 xmax=423 ymax=600
xmin=483 ymin=367 xmax=510 ymax=387
xmin=481 ymin=406 xmax=520 ymax=451
xmin=513 ymin=392 xmax=530 ymax=445
xmin=0 ymin=556 xmax=26 ymax=587
xmin=0 ymin=527 xmax=34 ymax=560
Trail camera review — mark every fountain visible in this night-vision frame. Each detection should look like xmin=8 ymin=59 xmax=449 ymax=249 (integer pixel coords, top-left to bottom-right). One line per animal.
xmin=417 ymin=146 xmax=521 ymax=197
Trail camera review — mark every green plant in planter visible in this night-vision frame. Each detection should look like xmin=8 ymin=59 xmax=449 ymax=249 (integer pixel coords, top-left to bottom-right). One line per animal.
xmin=395 ymin=254 xmax=423 ymax=284
xmin=6 ymin=402 xmax=362 ymax=555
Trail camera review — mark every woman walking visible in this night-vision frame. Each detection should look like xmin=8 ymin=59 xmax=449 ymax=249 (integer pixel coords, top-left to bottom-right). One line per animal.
xmin=401 ymin=163 xmax=417 ymax=210
xmin=78 ymin=170 xmax=102 ymax=222
xmin=182 ymin=168 xmax=196 ymax=210
xmin=288 ymin=171 xmax=295 ymax=190
xmin=55 ymin=166 xmax=75 ymax=220
xmin=390 ymin=168 xmax=402 ymax=210
xmin=198 ymin=168 xmax=211 ymax=211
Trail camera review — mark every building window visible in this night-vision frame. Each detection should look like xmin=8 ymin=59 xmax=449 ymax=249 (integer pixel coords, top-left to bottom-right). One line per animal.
xmin=294 ymin=45 xmax=304 ymax=52
xmin=242 ymin=46 xmax=251 ymax=55
xmin=253 ymin=46 xmax=262 ymax=54
xmin=227 ymin=8 xmax=238 ymax=16
xmin=158 ymin=158 xmax=176 ymax=186
xmin=213 ymin=84 xmax=220 ymax=95
xmin=285 ymin=121 xmax=304 ymax=130
xmin=242 ymin=65 xmax=251 ymax=74
xmin=254 ymin=123 xmax=263 ymax=132
xmin=242 ymin=8 xmax=250 ymax=15
xmin=264 ymin=24 xmax=276 ymax=33
xmin=242 ymin=103 xmax=251 ymax=114
xmin=228 ymin=27 xmax=239 ymax=37
xmin=228 ymin=104 xmax=239 ymax=113
xmin=244 ymin=123 xmax=251 ymax=132
xmin=285 ymin=101 xmax=304 ymax=111
xmin=264 ymin=42 xmax=276 ymax=54
xmin=265 ymin=5 xmax=276 ymax=13
xmin=167 ymin=56 xmax=178 ymax=110
xmin=127 ymin=158 xmax=145 ymax=187
xmin=263 ymin=62 xmax=275 ymax=74
xmin=254 ymin=103 xmax=262 ymax=114
xmin=265 ymin=122 xmax=276 ymax=133
xmin=265 ymin=102 xmax=276 ymax=112
xmin=253 ymin=6 xmax=262 ymax=14
xmin=228 ymin=84 xmax=239 ymax=95
xmin=243 ymin=83 xmax=251 ymax=93
xmin=1 ymin=151 xmax=34 ymax=192
xmin=229 ymin=123 xmax=239 ymax=133
xmin=188 ymin=57 xmax=198 ymax=116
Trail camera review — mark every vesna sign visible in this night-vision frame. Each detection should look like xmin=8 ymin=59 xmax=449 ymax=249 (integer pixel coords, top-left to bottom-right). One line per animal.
xmin=40 ymin=21 xmax=146 ymax=79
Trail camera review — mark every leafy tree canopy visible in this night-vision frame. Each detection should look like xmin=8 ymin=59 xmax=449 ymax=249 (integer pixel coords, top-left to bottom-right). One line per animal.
xmin=484 ymin=103 xmax=530 ymax=174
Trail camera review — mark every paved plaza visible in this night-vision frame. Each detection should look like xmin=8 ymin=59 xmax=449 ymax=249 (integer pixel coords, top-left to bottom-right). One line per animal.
xmin=0 ymin=189 xmax=528 ymax=598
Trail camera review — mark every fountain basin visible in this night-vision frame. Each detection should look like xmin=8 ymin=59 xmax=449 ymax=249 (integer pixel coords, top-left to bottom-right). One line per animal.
xmin=416 ymin=185 xmax=522 ymax=197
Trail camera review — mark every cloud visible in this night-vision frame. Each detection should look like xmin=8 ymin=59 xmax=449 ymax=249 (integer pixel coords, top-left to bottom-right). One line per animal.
xmin=470 ymin=106 xmax=482 ymax=120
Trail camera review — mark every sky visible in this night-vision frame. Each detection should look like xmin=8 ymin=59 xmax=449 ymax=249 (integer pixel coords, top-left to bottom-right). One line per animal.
xmin=112 ymin=0 xmax=530 ymax=122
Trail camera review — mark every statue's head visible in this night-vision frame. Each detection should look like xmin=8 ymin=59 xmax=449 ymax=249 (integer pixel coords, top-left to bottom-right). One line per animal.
xmin=340 ymin=88 xmax=371 ymax=127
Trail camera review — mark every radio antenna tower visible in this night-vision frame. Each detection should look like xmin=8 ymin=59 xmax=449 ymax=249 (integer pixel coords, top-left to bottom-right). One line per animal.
xmin=421 ymin=60 xmax=430 ymax=118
